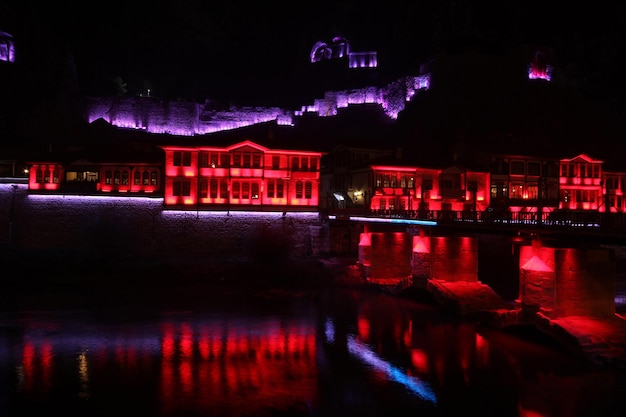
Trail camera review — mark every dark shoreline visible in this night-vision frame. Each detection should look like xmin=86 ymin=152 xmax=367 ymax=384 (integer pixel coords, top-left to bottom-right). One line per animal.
xmin=0 ymin=255 xmax=366 ymax=313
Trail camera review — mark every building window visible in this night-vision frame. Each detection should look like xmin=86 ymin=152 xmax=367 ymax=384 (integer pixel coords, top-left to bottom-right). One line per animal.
xmin=210 ymin=179 xmax=218 ymax=198
xmin=114 ymin=171 xmax=121 ymax=185
xmin=304 ymin=182 xmax=312 ymax=199
xmin=491 ymin=184 xmax=498 ymax=198
xmin=105 ymin=171 xmax=112 ymax=185
xmin=242 ymin=182 xmax=250 ymax=199
xmin=151 ymin=171 xmax=158 ymax=185
xmin=296 ymin=181 xmax=303 ymax=198
xmin=134 ymin=171 xmax=141 ymax=185
xmin=272 ymin=156 xmax=280 ymax=170
xmin=232 ymin=154 xmax=241 ymax=167
xmin=52 ymin=168 xmax=59 ymax=184
xmin=35 ymin=168 xmax=43 ymax=183
xmin=252 ymin=154 xmax=261 ymax=168
xmin=122 ymin=171 xmax=129 ymax=185
xmin=292 ymin=157 xmax=300 ymax=171
xmin=251 ymin=183 xmax=259 ymax=199
xmin=511 ymin=161 xmax=524 ymax=175
xmin=510 ymin=183 xmax=523 ymax=199
xmin=199 ymin=152 xmax=208 ymax=167
xmin=526 ymin=184 xmax=538 ymax=199
xmin=310 ymin=158 xmax=318 ymax=171
xmin=232 ymin=182 xmax=240 ymax=199
xmin=172 ymin=180 xmax=189 ymax=196
xmin=142 ymin=171 xmax=149 ymax=185
xmin=277 ymin=181 xmax=284 ymax=198
xmin=173 ymin=151 xmax=191 ymax=166
xmin=199 ymin=179 xmax=208 ymax=199
xmin=527 ymin=162 xmax=541 ymax=176
xmin=44 ymin=169 xmax=50 ymax=183
xmin=267 ymin=181 xmax=275 ymax=197
xmin=220 ymin=180 xmax=228 ymax=199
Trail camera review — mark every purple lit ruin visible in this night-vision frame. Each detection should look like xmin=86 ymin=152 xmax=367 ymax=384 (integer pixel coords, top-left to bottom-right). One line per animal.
xmin=85 ymin=73 xmax=430 ymax=135
xmin=0 ymin=31 xmax=16 ymax=63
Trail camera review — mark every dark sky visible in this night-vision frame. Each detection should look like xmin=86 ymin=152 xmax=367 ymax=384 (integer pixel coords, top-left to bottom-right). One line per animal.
xmin=3 ymin=1 xmax=626 ymax=112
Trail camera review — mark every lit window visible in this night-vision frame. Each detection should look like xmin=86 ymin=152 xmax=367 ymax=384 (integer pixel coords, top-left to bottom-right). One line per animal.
xmin=491 ymin=184 xmax=498 ymax=198
xmin=142 ymin=171 xmax=149 ymax=185
xmin=134 ymin=171 xmax=141 ymax=185
xmin=151 ymin=171 xmax=158 ymax=185
xmin=251 ymin=183 xmax=259 ymax=199
xmin=122 ymin=171 xmax=129 ymax=185
xmin=114 ymin=171 xmax=121 ymax=185
xmin=105 ymin=171 xmax=112 ymax=185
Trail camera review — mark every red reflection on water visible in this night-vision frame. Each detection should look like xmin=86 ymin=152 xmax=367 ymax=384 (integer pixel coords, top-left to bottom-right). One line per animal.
xmin=153 ymin=320 xmax=318 ymax=414
xmin=40 ymin=342 xmax=53 ymax=391
xmin=21 ymin=342 xmax=35 ymax=391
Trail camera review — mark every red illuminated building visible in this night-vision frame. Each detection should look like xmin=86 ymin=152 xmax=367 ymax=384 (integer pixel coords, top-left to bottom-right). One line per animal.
xmin=161 ymin=140 xmax=323 ymax=210
xmin=559 ymin=154 xmax=603 ymax=211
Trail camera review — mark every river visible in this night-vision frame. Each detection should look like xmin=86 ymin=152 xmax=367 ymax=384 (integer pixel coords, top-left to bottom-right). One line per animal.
xmin=0 ymin=282 xmax=624 ymax=417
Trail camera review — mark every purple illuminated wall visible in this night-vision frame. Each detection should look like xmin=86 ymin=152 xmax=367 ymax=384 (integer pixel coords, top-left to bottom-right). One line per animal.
xmin=84 ymin=73 xmax=430 ymax=135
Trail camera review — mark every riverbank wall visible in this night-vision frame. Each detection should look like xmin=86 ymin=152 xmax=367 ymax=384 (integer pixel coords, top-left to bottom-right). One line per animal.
xmin=0 ymin=185 xmax=328 ymax=277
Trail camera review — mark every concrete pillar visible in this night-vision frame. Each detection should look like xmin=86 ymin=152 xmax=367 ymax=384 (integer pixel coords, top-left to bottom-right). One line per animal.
xmin=519 ymin=240 xmax=615 ymax=318
xmin=411 ymin=235 xmax=431 ymax=287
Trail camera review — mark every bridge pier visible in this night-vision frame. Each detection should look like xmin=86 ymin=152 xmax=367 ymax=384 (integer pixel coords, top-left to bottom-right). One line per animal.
xmin=518 ymin=239 xmax=616 ymax=318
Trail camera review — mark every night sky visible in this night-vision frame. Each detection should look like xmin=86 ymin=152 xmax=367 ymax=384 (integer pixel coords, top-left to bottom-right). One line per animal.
xmin=2 ymin=1 xmax=626 ymax=115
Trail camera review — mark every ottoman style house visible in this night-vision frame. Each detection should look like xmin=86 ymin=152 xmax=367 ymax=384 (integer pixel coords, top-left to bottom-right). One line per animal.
xmin=161 ymin=140 xmax=323 ymax=210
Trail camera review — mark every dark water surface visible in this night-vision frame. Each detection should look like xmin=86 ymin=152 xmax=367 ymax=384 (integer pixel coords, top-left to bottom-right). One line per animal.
xmin=0 ymin=284 xmax=624 ymax=417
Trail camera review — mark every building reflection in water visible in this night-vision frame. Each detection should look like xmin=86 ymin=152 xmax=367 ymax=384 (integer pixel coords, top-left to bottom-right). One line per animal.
xmin=4 ymin=292 xmax=624 ymax=417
